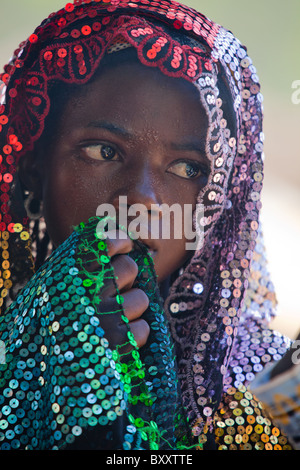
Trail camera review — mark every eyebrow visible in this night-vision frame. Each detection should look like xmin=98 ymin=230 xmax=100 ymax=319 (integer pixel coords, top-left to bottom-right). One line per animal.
xmin=87 ymin=120 xmax=132 ymax=138
xmin=170 ymin=140 xmax=206 ymax=155
xmin=87 ymin=120 xmax=208 ymax=161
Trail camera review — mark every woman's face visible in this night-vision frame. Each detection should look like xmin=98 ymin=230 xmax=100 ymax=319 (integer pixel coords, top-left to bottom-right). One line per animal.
xmin=32 ymin=59 xmax=209 ymax=282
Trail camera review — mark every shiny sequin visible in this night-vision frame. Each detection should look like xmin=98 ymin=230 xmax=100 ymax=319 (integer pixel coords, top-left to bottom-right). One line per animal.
xmin=199 ymin=385 xmax=292 ymax=450
xmin=0 ymin=0 xmax=293 ymax=451
xmin=0 ymin=218 xmax=182 ymax=450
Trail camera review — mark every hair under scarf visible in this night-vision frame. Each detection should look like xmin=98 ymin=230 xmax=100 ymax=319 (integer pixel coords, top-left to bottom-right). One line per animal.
xmin=0 ymin=0 xmax=291 ymax=450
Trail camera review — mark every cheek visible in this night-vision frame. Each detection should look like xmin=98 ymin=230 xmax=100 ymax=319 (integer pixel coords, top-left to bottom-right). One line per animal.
xmin=153 ymin=205 xmax=198 ymax=280
xmin=41 ymin=161 xmax=112 ymax=245
xmin=164 ymin=176 xmax=203 ymax=207
xmin=154 ymin=237 xmax=192 ymax=282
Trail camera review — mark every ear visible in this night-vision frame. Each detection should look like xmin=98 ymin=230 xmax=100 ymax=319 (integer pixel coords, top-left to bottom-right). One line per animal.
xmin=18 ymin=151 xmax=43 ymax=200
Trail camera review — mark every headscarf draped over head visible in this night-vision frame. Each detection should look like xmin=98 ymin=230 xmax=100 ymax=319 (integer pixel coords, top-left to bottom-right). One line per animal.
xmin=0 ymin=0 xmax=291 ymax=450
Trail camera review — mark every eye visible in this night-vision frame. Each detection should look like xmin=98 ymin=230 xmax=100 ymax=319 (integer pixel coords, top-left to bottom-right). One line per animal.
xmin=167 ymin=161 xmax=208 ymax=180
xmin=81 ymin=143 xmax=119 ymax=161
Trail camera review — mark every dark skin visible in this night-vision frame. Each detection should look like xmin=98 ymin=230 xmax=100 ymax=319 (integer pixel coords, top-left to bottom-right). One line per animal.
xmin=20 ymin=60 xmax=209 ymax=350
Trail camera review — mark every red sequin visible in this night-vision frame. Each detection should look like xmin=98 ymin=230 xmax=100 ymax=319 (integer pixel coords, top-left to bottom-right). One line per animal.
xmin=71 ymin=29 xmax=80 ymax=38
xmin=74 ymin=45 xmax=83 ymax=54
xmin=58 ymin=48 xmax=67 ymax=58
xmin=173 ymin=20 xmax=182 ymax=29
xmin=92 ymin=22 xmax=101 ymax=31
xmin=171 ymin=59 xmax=180 ymax=69
xmin=44 ymin=51 xmax=53 ymax=61
xmin=8 ymin=135 xmax=17 ymax=145
xmin=32 ymin=97 xmax=42 ymax=107
xmin=3 ymin=174 xmax=13 ymax=184
xmin=81 ymin=25 xmax=92 ymax=36
xmin=0 ymin=116 xmax=8 ymax=125
xmin=3 ymin=145 xmax=12 ymax=155
xmin=65 ymin=3 xmax=75 ymax=12
xmin=146 ymin=49 xmax=156 ymax=59
xmin=29 ymin=34 xmax=38 ymax=44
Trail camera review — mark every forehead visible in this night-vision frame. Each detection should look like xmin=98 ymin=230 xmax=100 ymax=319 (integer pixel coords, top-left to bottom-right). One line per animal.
xmin=51 ymin=57 xmax=208 ymax=142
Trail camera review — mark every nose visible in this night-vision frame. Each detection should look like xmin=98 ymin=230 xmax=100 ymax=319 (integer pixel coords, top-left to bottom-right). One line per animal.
xmin=110 ymin=163 xmax=163 ymax=243
xmin=112 ymin=163 xmax=162 ymax=213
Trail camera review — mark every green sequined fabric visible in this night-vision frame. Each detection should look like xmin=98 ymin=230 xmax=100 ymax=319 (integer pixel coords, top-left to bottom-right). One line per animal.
xmin=0 ymin=217 xmax=187 ymax=450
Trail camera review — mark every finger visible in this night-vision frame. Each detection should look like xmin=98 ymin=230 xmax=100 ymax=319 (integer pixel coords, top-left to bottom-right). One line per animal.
xmin=111 ymin=255 xmax=138 ymax=293
xmin=121 ymin=288 xmax=149 ymax=321
xmin=78 ymin=230 xmax=134 ymax=275
xmin=96 ymin=299 xmax=150 ymax=351
xmin=105 ymin=230 xmax=133 ymax=258
xmin=129 ymin=319 xmax=150 ymax=349
xmin=99 ymin=255 xmax=139 ymax=298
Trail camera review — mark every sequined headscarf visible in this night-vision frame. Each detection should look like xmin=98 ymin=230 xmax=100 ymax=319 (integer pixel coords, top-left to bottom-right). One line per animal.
xmin=0 ymin=0 xmax=291 ymax=449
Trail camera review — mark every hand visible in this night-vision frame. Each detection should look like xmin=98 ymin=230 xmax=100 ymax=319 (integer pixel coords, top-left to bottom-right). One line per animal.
xmin=83 ymin=230 xmax=151 ymax=353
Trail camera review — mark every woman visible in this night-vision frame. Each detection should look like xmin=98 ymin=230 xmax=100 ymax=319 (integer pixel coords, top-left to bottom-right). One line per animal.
xmin=0 ymin=0 xmax=293 ymax=450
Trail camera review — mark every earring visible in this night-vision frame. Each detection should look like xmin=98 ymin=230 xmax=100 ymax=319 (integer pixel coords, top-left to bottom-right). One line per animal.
xmin=24 ymin=192 xmax=43 ymax=220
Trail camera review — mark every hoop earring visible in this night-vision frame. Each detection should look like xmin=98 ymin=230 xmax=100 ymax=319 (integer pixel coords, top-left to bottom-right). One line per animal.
xmin=24 ymin=192 xmax=43 ymax=220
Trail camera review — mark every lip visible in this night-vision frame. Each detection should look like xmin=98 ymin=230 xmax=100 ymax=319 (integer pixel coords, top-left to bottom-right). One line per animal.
xmin=128 ymin=223 xmax=158 ymax=256
xmin=147 ymin=249 xmax=156 ymax=258
xmin=137 ymin=239 xmax=158 ymax=258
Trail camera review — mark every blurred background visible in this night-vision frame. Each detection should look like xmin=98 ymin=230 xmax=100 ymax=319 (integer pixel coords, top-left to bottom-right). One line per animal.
xmin=0 ymin=0 xmax=299 ymax=338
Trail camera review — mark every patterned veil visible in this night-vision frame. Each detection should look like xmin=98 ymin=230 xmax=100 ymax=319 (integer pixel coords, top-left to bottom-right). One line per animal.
xmin=0 ymin=0 xmax=291 ymax=450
